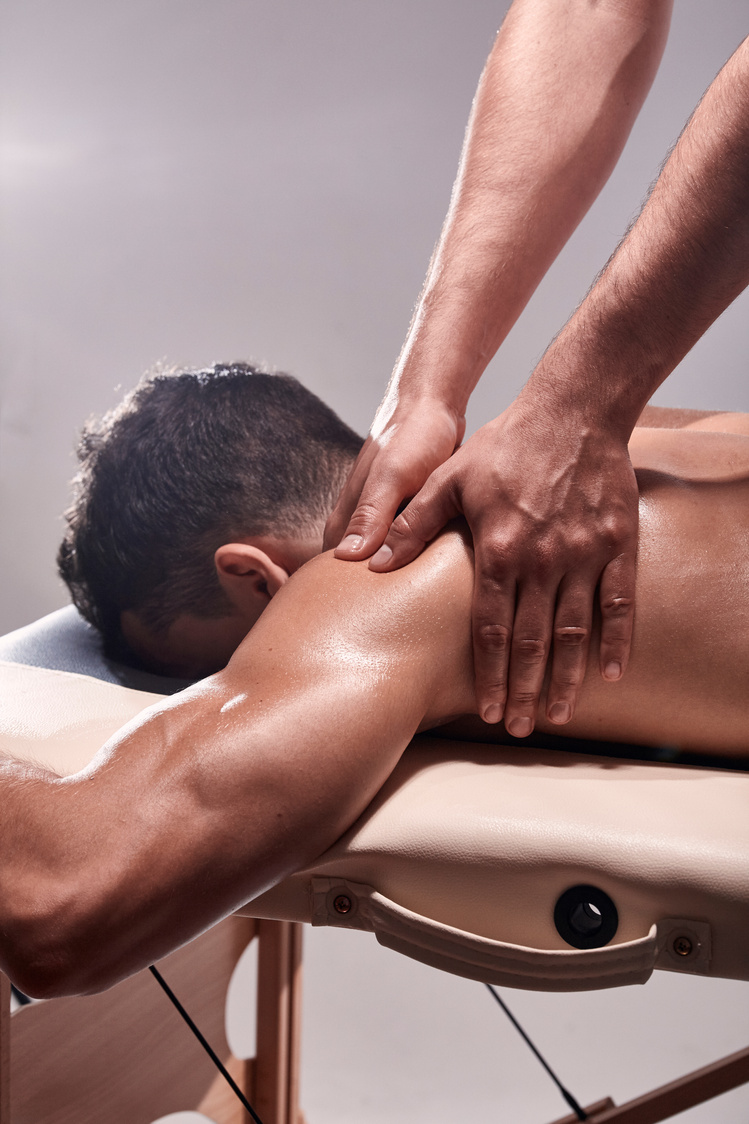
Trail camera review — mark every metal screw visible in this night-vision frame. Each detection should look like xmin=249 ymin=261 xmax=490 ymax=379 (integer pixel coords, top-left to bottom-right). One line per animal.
xmin=333 ymin=894 xmax=352 ymax=915
xmin=673 ymin=935 xmax=693 ymax=957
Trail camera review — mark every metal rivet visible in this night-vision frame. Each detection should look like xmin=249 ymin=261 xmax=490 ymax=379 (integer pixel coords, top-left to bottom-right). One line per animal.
xmin=673 ymin=935 xmax=693 ymax=957
xmin=333 ymin=894 xmax=352 ymax=915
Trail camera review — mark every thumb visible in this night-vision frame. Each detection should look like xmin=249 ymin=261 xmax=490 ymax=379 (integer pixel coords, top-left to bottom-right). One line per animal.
xmin=332 ymin=472 xmax=412 ymax=559
xmin=369 ymin=467 xmax=463 ymax=571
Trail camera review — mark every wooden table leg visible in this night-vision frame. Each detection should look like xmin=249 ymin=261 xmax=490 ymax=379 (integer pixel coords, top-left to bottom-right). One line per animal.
xmin=254 ymin=921 xmax=303 ymax=1124
xmin=287 ymin=923 xmax=303 ymax=1124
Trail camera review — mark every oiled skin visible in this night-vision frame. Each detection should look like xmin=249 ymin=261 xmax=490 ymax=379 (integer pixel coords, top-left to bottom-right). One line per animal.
xmin=1 ymin=416 xmax=748 ymax=996
xmin=537 ymin=422 xmax=749 ymax=751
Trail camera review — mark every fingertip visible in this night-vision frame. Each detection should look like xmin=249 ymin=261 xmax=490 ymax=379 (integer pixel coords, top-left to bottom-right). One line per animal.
xmin=547 ymin=701 xmax=571 ymax=725
xmin=603 ymin=660 xmax=622 ymax=681
xmin=506 ymin=716 xmax=533 ymax=739
xmin=333 ymin=533 xmax=366 ymax=559
xmin=482 ymin=703 xmax=502 ymax=724
xmin=369 ymin=537 xmax=425 ymax=572
xmin=368 ymin=544 xmax=393 ymax=570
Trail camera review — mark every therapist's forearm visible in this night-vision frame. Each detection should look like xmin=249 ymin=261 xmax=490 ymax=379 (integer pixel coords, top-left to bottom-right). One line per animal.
xmin=524 ymin=34 xmax=749 ymax=438
xmin=390 ymin=0 xmax=672 ymax=415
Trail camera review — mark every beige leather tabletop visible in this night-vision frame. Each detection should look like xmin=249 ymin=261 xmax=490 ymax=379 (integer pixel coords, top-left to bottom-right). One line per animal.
xmin=2 ymin=659 xmax=747 ymax=991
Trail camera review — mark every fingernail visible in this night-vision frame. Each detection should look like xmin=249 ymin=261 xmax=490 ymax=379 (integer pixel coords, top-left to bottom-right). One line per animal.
xmin=604 ymin=661 xmax=621 ymax=681
xmin=549 ymin=702 xmax=571 ymax=725
xmin=507 ymin=717 xmax=533 ymax=738
xmin=483 ymin=704 xmax=502 ymax=724
xmin=370 ymin=544 xmax=393 ymax=568
xmin=337 ymin=534 xmax=363 ymax=553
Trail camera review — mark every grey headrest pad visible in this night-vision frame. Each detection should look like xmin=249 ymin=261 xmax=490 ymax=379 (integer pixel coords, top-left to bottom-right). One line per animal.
xmin=0 ymin=605 xmax=191 ymax=696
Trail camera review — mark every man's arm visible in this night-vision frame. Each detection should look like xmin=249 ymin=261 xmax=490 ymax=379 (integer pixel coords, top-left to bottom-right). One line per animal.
xmin=326 ymin=0 xmax=672 ymax=552
xmin=0 ymin=534 xmax=475 ymax=999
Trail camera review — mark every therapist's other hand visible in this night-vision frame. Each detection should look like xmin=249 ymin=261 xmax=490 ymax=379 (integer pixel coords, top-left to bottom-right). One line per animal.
xmin=365 ymin=401 xmax=638 ymax=736
xmin=323 ymin=397 xmax=465 ymax=556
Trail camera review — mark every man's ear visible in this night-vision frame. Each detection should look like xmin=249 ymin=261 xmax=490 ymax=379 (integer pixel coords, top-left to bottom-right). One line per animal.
xmin=214 ymin=543 xmax=290 ymax=616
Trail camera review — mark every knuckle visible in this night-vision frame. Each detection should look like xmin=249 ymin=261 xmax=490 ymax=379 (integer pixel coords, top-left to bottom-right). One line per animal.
xmin=508 ymin=688 xmax=540 ymax=707
xmin=475 ymin=622 xmax=512 ymax=653
xmin=551 ymin=667 xmax=585 ymax=690
xmin=601 ymin=593 xmax=634 ymax=618
xmin=342 ymin=502 xmax=389 ymax=539
xmin=389 ymin=507 xmax=427 ymax=546
xmin=601 ymin=641 xmax=631 ymax=664
xmin=477 ymin=546 xmax=513 ymax=584
xmin=601 ymin=518 xmax=626 ymax=549
xmin=352 ymin=499 xmax=389 ymax=524
xmin=478 ymin=681 xmax=508 ymax=707
xmin=553 ymin=625 xmax=589 ymax=647
xmin=513 ymin=637 xmax=547 ymax=665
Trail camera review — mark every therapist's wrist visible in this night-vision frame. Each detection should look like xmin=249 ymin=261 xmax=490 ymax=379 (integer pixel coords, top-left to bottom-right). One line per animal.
xmin=388 ymin=350 xmax=483 ymax=423
xmin=524 ymin=320 xmax=664 ymax=445
xmin=370 ymin=385 xmax=466 ymax=450
xmin=389 ymin=295 xmax=500 ymax=419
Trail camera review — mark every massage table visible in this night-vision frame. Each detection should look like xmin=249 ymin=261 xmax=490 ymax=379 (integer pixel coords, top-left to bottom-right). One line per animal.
xmin=1 ymin=605 xmax=748 ymax=1123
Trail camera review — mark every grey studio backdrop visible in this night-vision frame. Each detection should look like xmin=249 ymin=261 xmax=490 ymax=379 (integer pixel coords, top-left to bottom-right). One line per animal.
xmin=2 ymin=3 xmax=748 ymax=1123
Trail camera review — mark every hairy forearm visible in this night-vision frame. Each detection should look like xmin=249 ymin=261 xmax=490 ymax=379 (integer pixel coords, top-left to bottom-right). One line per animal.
xmin=527 ymin=36 xmax=749 ymax=437
xmin=389 ymin=0 xmax=671 ymax=416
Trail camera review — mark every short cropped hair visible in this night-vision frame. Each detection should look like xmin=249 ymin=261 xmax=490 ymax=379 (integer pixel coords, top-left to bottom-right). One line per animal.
xmin=58 ymin=362 xmax=363 ymax=658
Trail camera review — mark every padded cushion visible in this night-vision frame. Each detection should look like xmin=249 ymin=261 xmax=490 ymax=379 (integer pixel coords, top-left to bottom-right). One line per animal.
xmin=0 ymin=661 xmax=166 ymax=775
xmin=246 ymin=737 xmax=749 ymax=989
xmin=0 ymin=605 xmax=191 ymax=694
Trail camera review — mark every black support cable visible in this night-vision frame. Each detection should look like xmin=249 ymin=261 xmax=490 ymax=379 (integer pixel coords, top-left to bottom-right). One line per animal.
xmin=486 ymin=984 xmax=588 ymax=1122
xmin=149 ymin=964 xmax=265 ymax=1124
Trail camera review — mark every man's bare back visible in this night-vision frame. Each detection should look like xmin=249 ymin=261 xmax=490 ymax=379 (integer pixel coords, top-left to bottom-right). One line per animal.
xmin=2 ymin=412 xmax=748 ymax=998
xmin=534 ymin=417 xmax=749 ymax=753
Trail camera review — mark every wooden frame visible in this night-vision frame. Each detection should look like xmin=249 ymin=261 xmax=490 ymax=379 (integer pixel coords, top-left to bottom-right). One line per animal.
xmin=2 ymin=914 xmax=746 ymax=1123
xmin=548 ymin=1045 xmax=749 ymax=1124
xmin=0 ymin=917 xmax=304 ymax=1124
xmin=198 ymin=920 xmax=305 ymax=1124
xmin=254 ymin=920 xmax=304 ymax=1124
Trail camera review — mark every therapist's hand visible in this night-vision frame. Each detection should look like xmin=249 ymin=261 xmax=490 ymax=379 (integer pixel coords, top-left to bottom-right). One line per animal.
xmin=355 ymin=398 xmax=639 ymax=736
xmin=323 ymin=396 xmax=465 ymax=555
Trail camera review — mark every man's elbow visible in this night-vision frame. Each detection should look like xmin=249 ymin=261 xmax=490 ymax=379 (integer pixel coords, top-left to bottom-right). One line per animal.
xmin=1 ymin=875 xmax=112 ymax=999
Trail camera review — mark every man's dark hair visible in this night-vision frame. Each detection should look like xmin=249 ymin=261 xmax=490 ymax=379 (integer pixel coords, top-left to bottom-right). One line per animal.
xmin=58 ymin=362 xmax=363 ymax=658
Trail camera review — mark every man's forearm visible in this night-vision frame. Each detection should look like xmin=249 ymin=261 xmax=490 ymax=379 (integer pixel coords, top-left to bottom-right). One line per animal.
xmin=389 ymin=0 xmax=672 ymax=415
xmin=528 ymin=35 xmax=749 ymax=437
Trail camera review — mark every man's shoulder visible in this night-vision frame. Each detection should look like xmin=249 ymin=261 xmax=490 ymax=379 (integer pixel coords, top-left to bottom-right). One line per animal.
xmin=229 ymin=524 xmax=474 ymax=677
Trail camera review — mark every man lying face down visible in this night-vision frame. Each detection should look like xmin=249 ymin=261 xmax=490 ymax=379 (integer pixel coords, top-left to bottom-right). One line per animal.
xmin=58 ymin=362 xmax=364 ymax=679
xmin=2 ymin=362 xmax=748 ymax=999
xmin=59 ymin=360 xmax=749 ymax=749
